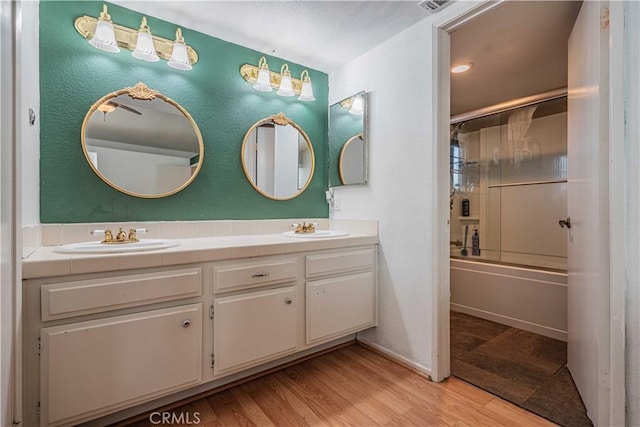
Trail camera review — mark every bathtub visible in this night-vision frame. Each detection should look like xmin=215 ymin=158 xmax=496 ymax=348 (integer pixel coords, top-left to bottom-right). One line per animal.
xmin=450 ymin=257 xmax=567 ymax=341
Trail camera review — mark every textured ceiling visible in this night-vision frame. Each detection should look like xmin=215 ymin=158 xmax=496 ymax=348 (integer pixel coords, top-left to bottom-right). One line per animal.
xmin=110 ymin=1 xmax=582 ymax=115
xmin=450 ymin=1 xmax=582 ymax=115
xmin=110 ymin=1 xmax=433 ymax=72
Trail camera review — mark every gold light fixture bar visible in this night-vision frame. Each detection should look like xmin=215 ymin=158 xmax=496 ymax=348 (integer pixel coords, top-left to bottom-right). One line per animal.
xmin=75 ymin=15 xmax=199 ymax=65
xmin=240 ymin=63 xmax=303 ymax=94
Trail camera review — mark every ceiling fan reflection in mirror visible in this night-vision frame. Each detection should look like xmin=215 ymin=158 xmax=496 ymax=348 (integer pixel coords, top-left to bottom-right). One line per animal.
xmin=97 ymin=101 xmax=142 ymax=121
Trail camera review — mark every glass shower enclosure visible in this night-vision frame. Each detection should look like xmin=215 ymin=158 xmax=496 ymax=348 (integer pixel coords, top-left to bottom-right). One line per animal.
xmin=449 ymin=96 xmax=567 ymax=270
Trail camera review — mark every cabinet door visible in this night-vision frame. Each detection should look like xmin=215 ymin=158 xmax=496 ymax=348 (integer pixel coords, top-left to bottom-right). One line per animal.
xmin=41 ymin=304 xmax=202 ymax=426
xmin=213 ymin=286 xmax=297 ymax=375
xmin=306 ymin=271 xmax=376 ymax=344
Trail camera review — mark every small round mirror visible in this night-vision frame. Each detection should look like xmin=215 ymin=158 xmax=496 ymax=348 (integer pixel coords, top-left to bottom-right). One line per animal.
xmin=241 ymin=113 xmax=315 ymax=200
xmin=81 ymin=82 xmax=204 ymax=198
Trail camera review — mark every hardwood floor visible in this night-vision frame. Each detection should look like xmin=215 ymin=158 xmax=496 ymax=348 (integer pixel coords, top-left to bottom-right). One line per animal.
xmin=120 ymin=344 xmax=554 ymax=426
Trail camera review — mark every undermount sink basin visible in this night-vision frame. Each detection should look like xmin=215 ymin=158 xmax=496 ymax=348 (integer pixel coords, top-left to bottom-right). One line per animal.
xmin=280 ymin=230 xmax=349 ymax=239
xmin=53 ymin=239 xmax=180 ymax=254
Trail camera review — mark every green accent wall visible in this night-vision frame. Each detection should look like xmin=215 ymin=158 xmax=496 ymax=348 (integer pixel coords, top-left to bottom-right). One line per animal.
xmin=40 ymin=1 xmax=329 ymax=223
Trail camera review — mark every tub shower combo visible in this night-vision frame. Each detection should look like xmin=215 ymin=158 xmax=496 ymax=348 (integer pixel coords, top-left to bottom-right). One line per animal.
xmin=449 ymin=93 xmax=568 ymax=341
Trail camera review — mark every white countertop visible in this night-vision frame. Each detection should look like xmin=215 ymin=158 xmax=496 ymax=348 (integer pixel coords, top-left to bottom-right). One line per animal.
xmin=22 ymin=233 xmax=378 ymax=279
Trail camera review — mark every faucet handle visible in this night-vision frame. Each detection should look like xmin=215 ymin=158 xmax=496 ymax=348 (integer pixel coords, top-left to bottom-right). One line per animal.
xmin=91 ymin=229 xmax=114 ymax=242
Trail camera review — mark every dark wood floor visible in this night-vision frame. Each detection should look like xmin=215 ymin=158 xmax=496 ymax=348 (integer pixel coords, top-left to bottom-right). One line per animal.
xmin=120 ymin=344 xmax=554 ymax=426
xmin=450 ymin=310 xmax=592 ymax=427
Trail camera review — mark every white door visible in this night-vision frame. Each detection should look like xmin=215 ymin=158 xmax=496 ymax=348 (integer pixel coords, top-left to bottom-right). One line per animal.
xmin=567 ymin=2 xmax=610 ymax=425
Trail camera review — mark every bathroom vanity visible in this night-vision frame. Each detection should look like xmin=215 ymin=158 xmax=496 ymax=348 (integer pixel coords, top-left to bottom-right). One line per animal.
xmin=22 ymin=228 xmax=377 ymax=426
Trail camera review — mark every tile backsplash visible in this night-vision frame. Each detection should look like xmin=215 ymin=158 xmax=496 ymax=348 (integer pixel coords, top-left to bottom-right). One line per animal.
xmin=34 ymin=219 xmax=378 ymax=247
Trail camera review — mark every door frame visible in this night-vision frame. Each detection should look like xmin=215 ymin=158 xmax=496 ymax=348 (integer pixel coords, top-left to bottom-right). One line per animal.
xmin=429 ymin=2 xmax=625 ymax=426
xmin=0 ymin=0 xmax=20 ymax=425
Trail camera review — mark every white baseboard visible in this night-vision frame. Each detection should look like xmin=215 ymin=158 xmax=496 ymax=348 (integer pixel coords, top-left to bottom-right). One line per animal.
xmin=355 ymin=338 xmax=432 ymax=379
xmin=451 ymin=303 xmax=567 ymax=342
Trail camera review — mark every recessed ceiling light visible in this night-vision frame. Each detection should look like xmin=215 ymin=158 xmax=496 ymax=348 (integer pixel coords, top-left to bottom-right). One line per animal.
xmin=451 ymin=63 xmax=473 ymax=74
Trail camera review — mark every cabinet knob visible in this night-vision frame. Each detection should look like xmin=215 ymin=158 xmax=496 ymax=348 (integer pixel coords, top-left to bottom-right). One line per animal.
xmin=285 ymin=298 xmax=293 ymax=305
xmin=182 ymin=319 xmax=191 ymax=328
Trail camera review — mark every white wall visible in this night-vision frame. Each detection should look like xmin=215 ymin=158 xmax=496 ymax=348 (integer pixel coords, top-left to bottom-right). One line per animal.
xmin=625 ymin=1 xmax=640 ymax=424
xmin=88 ymin=144 xmax=191 ymax=195
xmin=329 ymin=20 xmax=434 ymax=371
xmin=19 ymin=1 xmax=39 ymax=227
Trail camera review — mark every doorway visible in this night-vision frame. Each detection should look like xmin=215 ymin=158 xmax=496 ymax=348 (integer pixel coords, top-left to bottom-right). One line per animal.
xmin=429 ymin=1 xmax=625 ymax=426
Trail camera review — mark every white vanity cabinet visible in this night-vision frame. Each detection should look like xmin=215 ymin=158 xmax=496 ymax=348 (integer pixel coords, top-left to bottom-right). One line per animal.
xmin=305 ymin=248 xmax=377 ymax=344
xmin=23 ymin=239 xmax=377 ymax=427
xmin=24 ymin=267 xmax=205 ymax=427
xmin=211 ymin=256 xmax=302 ymax=376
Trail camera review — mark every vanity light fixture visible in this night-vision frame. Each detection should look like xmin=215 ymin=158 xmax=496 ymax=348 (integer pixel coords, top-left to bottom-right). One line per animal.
xmin=75 ymin=5 xmax=198 ymax=71
xmin=132 ymin=17 xmax=159 ymax=62
xmin=240 ymin=56 xmax=316 ymax=101
xmin=88 ymin=5 xmax=120 ymax=53
xmin=276 ymin=64 xmax=295 ymax=97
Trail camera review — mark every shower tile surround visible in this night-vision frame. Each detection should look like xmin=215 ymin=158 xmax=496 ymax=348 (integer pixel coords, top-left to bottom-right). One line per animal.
xmin=450 ymin=99 xmax=568 ymax=270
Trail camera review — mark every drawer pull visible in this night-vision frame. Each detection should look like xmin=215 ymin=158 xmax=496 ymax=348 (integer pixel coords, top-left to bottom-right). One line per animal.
xmin=285 ymin=298 xmax=293 ymax=305
xmin=251 ymin=272 xmax=270 ymax=278
xmin=182 ymin=319 xmax=191 ymax=328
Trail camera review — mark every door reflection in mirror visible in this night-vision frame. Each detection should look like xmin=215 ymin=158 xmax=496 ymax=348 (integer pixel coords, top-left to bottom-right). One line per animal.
xmin=82 ymin=82 xmax=204 ymax=198
xmin=241 ymin=114 xmax=314 ymax=200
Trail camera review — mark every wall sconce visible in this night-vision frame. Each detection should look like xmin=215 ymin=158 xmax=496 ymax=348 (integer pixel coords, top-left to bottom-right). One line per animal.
xmin=240 ymin=56 xmax=316 ymax=102
xmin=75 ymin=4 xmax=198 ymax=71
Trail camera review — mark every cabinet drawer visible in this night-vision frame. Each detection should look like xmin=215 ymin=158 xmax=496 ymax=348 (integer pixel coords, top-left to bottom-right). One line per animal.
xmin=213 ymin=257 xmax=298 ymax=294
xmin=40 ymin=303 xmax=203 ymax=426
xmin=306 ymin=247 xmax=375 ymax=278
xmin=41 ymin=268 xmax=202 ymax=321
xmin=213 ymin=286 xmax=298 ymax=375
xmin=306 ymin=271 xmax=376 ymax=344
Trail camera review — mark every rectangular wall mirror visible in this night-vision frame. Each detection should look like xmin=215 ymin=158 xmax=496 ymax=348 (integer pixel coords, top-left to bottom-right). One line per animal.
xmin=328 ymin=91 xmax=367 ymax=187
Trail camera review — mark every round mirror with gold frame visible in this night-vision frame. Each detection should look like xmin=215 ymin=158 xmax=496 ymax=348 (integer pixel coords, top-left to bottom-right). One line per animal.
xmin=81 ymin=82 xmax=204 ymax=198
xmin=241 ymin=113 xmax=315 ymax=200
